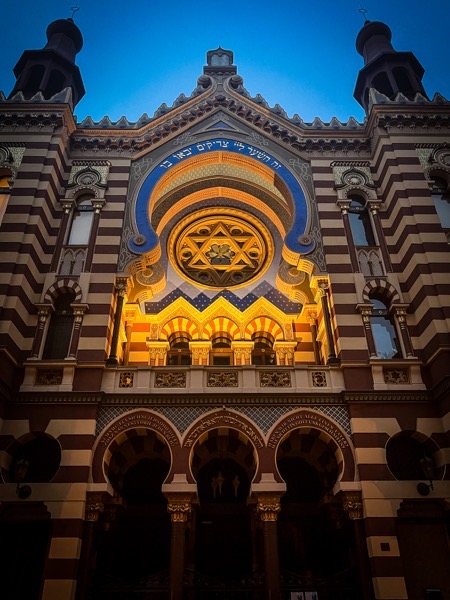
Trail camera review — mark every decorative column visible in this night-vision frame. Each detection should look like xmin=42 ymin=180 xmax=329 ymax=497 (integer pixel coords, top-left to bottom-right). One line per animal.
xmin=30 ymin=304 xmax=52 ymax=358
xmin=84 ymin=199 xmax=106 ymax=272
xmin=273 ymin=341 xmax=297 ymax=366
xmin=367 ymin=201 xmax=392 ymax=273
xmin=356 ymin=304 xmax=377 ymax=357
xmin=340 ymin=491 xmax=374 ymax=600
xmin=50 ymin=200 xmax=74 ymax=272
xmin=68 ymin=303 xmax=89 ymax=359
xmin=75 ymin=493 xmax=105 ymax=600
xmin=189 ymin=341 xmax=212 ymax=366
xmin=391 ymin=304 xmax=415 ymax=358
xmin=106 ymin=277 xmax=130 ymax=366
xmin=146 ymin=340 xmax=170 ymax=366
xmin=257 ymin=494 xmax=282 ymax=600
xmin=337 ymin=200 xmax=359 ymax=272
xmin=317 ymin=280 xmax=339 ymax=364
xmin=166 ymin=495 xmax=192 ymax=600
xmin=232 ymin=341 xmax=254 ymax=365
xmin=123 ymin=305 xmax=138 ymax=366
xmin=306 ymin=307 xmax=321 ymax=365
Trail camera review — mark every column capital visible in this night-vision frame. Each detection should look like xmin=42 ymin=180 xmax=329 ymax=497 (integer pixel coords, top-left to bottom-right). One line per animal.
xmin=256 ymin=494 xmax=282 ymax=522
xmin=85 ymin=492 xmax=106 ymax=522
xmin=166 ymin=494 xmax=194 ymax=523
xmin=390 ymin=303 xmax=409 ymax=321
xmin=336 ymin=199 xmax=351 ymax=213
xmin=366 ymin=199 xmax=383 ymax=214
xmin=115 ymin=276 xmax=133 ymax=297
xmin=124 ymin=303 xmax=140 ymax=323
xmin=61 ymin=199 xmax=75 ymax=212
xmin=35 ymin=303 xmax=53 ymax=318
xmin=304 ymin=306 xmax=318 ymax=322
xmin=340 ymin=490 xmax=363 ymax=520
xmin=356 ymin=303 xmax=373 ymax=321
xmin=92 ymin=199 xmax=106 ymax=213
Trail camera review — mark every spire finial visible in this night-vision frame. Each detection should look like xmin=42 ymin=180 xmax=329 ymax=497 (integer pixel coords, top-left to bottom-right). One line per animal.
xmin=358 ymin=6 xmax=369 ymax=23
xmin=70 ymin=3 xmax=80 ymax=19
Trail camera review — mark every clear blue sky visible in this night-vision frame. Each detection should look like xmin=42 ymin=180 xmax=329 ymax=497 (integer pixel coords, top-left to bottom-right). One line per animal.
xmin=1 ymin=1 xmax=448 ymax=124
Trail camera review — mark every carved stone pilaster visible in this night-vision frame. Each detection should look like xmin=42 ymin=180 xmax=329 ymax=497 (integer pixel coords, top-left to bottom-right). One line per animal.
xmin=231 ymin=341 xmax=254 ymax=366
xmin=68 ymin=303 xmax=89 ymax=358
xmin=356 ymin=303 xmax=377 ymax=357
xmin=30 ymin=304 xmax=53 ymax=358
xmin=391 ymin=303 xmax=415 ymax=357
xmin=146 ymin=341 xmax=170 ymax=366
xmin=273 ymin=341 xmax=297 ymax=366
xmin=189 ymin=341 xmax=211 ymax=365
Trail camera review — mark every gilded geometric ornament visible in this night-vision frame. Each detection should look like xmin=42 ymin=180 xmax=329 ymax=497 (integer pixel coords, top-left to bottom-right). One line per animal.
xmin=169 ymin=210 xmax=273 ymax=290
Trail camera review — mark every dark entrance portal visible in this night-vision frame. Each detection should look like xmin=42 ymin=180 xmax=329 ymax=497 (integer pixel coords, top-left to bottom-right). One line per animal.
xmin=196 ymin=457 xmax=252 ymax=579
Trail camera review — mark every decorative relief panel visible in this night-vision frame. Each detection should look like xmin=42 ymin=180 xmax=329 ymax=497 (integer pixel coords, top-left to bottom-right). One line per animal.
xmin=383 ymin=368 xmax=410 ymax=384
xmin=154 ymin=372 xmax=187 ymax=388
xmin=35 ymin=369 xmax=63 ymax=385
xmin=260 ymin=371 xmax=291 ymax=387
xmin=0 ymin=144 xmax=26 ymax=180
xmin=119 ymin=371 xmax=134 ymax=388
xmin=207 ymin=372 xmax=239 ymax=387
xmin=311 ymin=371 xmax=327 ymax=387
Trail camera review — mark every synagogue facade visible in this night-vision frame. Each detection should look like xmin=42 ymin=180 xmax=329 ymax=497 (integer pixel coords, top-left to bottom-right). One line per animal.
xmin=0 ymin=15 xmax=449 ymax=600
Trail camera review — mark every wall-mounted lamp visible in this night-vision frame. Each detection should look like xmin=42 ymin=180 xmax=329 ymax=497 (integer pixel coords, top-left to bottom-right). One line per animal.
xmin=417 ymin=454 xmax=435 ymax=496
xmin=14 ymin=458 xmax=32 ymax=499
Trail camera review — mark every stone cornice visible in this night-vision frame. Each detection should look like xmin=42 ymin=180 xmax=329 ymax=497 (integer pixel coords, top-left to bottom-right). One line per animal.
xmin=71 ymin=95 xmax=371 ymax=158
xmin=11 ymin=388 xmax=435 ymax=405
xmin=0 ymin=104 xmax=77 ymax=135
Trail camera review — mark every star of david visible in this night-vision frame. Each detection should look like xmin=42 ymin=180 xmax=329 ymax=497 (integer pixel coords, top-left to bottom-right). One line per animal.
xmin=177 ymin=220 xmax=265 ymax=287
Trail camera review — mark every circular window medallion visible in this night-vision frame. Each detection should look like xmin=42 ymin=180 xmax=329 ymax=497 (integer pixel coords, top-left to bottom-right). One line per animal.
xmin=168 ymin=209 xmax=274 ymax=289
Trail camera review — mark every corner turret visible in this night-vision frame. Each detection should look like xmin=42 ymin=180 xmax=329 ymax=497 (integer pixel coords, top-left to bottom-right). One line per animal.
xmin=9 ymin=17 xmax=85 ymax=107
xmin=354 ymin=20 xmax=427 ymax=113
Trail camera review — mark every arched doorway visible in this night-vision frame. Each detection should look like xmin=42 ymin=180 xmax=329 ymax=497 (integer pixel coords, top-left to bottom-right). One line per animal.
xmin=276 ymin=428 xmax=362 ymax=599
xmin=191 ymin=428 xmax=258 ymax=596
xmin=92 ymin=429 xmax=171 ymax=598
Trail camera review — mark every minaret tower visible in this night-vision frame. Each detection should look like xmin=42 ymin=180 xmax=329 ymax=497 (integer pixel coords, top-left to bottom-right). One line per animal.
xmin=354 ymin=19 xmax=428 ymax=113
xmin=9 ymin=17 xmax=85 ymax=107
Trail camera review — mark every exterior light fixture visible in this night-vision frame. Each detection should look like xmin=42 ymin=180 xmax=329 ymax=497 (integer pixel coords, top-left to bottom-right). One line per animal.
xmin=14 ymin=457 xmax=32 ymax=499
xmin=417 ymin=454 xmax=435 ymax=496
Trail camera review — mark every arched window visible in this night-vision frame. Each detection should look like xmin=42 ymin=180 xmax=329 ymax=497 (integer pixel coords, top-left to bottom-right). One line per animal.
xmin=0 ymin=168 xmax=13 ymax=225
xmin=42 ymin=292 xmax=75 ymax=359
xmin=348 ymin=195 xmax=376 ymax=246
xmin=372 ymin=72 xmax=394 ymax=98
xmin=23 ymin=64 xmax=45 ymax=98
xmin=167 ymin=333 xmax=191 ymax=366
xmin=431 ymin=177 xmax=450 ymax=237
xmin=67 ymin=196 xmax=94 ymax=246
xmin=44 ymin=70 xmax=66 ymax=99
xmin=251 ymin=333 xmax=275 ymax=366
xmin=210 ymin=332 xmax=233 ymax=365
xmin=370 ymin=297 xmax=402 ymax=359
xmin=392 ymin=67 xmax=415 ymax=98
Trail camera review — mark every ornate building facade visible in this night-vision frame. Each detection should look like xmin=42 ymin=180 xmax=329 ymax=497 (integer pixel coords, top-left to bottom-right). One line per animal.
xmin=0 ymin=16 xmax=449 ymax=600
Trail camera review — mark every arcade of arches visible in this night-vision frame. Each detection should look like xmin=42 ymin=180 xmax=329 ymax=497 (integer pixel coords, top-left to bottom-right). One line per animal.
xmin=80 ymin=410 xmax=368 ymax=600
